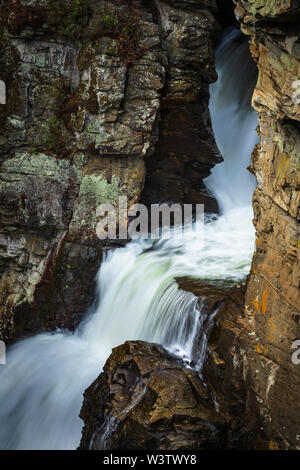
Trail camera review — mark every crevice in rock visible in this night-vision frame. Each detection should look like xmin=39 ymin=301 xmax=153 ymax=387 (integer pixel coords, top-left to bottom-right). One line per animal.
xmin=216 ymin=0 xmax=238 ymax=31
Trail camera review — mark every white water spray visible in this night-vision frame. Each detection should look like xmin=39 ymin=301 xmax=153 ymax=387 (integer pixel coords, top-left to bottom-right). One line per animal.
xmin=0 ymin=27 xmax=258 ymax=450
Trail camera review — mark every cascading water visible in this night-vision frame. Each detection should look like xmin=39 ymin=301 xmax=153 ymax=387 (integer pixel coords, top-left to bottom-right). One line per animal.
xmin=205 ymin=27 xmax=258 ymax=212
xmin=0 ymin=27 xmax=258 ymax=450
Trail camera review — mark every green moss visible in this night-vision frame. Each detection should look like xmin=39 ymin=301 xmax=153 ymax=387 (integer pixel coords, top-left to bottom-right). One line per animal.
xmin=47 ymin=0 xmax=90 ymax=41
xmin=73 ymin=152 xmax=87 ymax=169
xmin=110 ymin=14 xmax=144 ymax=65
xmin=76 ymin=38 xmax=119 ymax=73
xmin=0 ymin=26 xmax=19 ymax=81
xmin=243 ymin=0 xmax=293 ymax=18
xmin=29 ymin=116 xmax=65 ymax=153
xmin=101 ymin=13 xmax=119 ymax=33
xmin=79 ymin=7 xmax=144 ymax=65
xmin=71 ymin=174 xmax=121 ymax=230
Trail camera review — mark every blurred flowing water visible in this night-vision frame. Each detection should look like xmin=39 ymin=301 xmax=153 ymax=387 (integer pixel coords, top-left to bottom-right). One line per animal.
xmin=0 ymin=27 xmax=258 ymax=450
xmin=205 ymin=27 xmax=258 ymax=212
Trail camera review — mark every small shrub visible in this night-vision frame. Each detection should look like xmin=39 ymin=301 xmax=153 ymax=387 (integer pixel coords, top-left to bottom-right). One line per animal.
xmin=47 ymin=0 xmax=90 ymax=40
xmin=101 ymin=13 xmax=119 ymax=33
xmin=98 ymin=9 xmax=145 ymax=65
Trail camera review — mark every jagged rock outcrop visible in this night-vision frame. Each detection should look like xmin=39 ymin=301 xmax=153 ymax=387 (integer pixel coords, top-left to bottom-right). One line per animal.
xmin=0 ymin=0 xmax=221 ymax=341
xmin=203 ymin=0 xmax=300 ymax=450
xmin=142 ymin=0 xmax=221 ymax=210
xmin=79 ymin=340 xmax=260 ymax=450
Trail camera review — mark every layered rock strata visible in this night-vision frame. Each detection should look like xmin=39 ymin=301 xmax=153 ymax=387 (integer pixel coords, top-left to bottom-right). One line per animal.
xmin=203 ymin=0 xmax=300 ymax=450
xmin=0 ymin=0 xmax=221 ymax=340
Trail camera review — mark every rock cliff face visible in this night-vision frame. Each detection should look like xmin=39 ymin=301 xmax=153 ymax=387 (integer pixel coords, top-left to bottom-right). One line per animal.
xmin=141 ymin=0 xmax=221 ymax=210
xmin=1 ymin=0 xmax=299 ymax=452
xmin=0 ymin=0 xmax=221 ymax=341
xmin=203 ymin=0 xmax=300 ymax=450
xmin=79 ymin=0 xmax=300 ymax=451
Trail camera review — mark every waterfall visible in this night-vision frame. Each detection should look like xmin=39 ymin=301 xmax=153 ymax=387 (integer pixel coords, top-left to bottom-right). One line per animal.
xmin=0 ymin=27 xmax=258 ymax=450
xmin=205 ymin=27 xmax=258 ymax=213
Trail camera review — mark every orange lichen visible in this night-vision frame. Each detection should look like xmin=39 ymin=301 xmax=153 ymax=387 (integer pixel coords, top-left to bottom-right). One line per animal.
xmin=269 ymin=441 xmax=279 ymax=450
xmin=253 ymin=296 xmax=260 ymax=311
xmin=277 ymin=155 xmax=289 ymax=180
xmin=252 ymin=287 xmax=268 ymax=314
xmin=261 ymin=287 xmax=268 ymax=313
xmin=255 ymin=344 xmax=263 ymax=354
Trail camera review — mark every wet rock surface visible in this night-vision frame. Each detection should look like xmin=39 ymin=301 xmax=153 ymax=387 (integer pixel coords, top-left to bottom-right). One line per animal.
xmin=79 ymin=340 xmax=260 ymax=450
xmin=142 ymin=0 xmax=222 ymax=211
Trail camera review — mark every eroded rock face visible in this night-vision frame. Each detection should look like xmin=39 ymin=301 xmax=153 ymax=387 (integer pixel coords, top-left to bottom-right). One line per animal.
xmin=0 ymin=0 xmax=220 ymax=340
xmin=203 ymin=1 xmax=300 ymax=450
xmin=142 ymin=0 xmax=222 ymax=211
xmin=79 ymin=340 xmax=234 ymax=450
xmin=79 ymin=340 xmax=266 ymax=450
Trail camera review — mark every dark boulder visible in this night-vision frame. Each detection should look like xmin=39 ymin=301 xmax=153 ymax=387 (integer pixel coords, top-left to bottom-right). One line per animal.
xmin=79 ymin=340 xmax=228 ymax=450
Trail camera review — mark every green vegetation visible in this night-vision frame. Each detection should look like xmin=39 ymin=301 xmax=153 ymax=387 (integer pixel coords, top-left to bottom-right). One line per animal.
xmin=47 ymin=0 xmax=90 ymax=40
xmin=98 ymin=11 xmax=144 ymax=65
xmin=101 ymin=13 xmax=119 ymax=32
xmin=30 ymin=116 xmax=65 ymax=153
xmin=0 ymin=0 xmax=89 ymax=41
xmin=0 ymin=27 xmax=15 ymax=80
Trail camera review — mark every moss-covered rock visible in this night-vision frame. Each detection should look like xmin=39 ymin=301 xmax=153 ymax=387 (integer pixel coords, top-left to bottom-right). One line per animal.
xmin=0 ymin=0 xmax=220 ymax=341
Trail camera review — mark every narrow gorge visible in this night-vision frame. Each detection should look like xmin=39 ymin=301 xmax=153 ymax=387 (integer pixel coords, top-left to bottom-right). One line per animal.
xmin=0 ymin=0 xmax=299 ymax=452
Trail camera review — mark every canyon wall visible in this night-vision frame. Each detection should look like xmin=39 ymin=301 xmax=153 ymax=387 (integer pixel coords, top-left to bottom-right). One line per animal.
xmin=1 ymin=0 xmax=299 ymax=451
xmin=0 ymin=0 xmax=221 ymax=341
xmin=203 ymin=0 xmax=300 ymax=450
xmin=79 ymin=0 xmax=300 ymax=450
